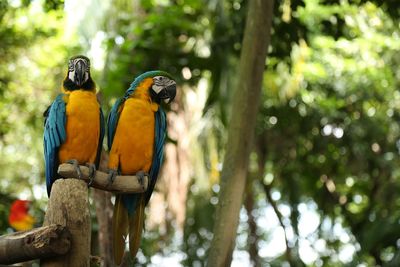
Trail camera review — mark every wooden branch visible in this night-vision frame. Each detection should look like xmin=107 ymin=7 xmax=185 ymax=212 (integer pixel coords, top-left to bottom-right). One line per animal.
xmin=42 ymin=179 xmax=90 ymax=267
xmin=0 ymin=224 xmax=71 ymax=264
xmin=57 ymin=163 xmax=148 ymax=193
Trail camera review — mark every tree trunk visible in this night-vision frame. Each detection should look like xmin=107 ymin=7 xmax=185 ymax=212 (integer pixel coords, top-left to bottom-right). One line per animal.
xmin=244 ymin=179 xmax=261 ymax=267
xmin=41 ymin=179 xmax=91 ymax=267
xmin=0 ymin=225 xmax=70 ymax=264
xmin=93 ymin=150 xmax=114 ymax=267
xmin=93 ymin=189 xmax=114 ymax=267
xmin=206 ymin=0 xmax=274 ymax=266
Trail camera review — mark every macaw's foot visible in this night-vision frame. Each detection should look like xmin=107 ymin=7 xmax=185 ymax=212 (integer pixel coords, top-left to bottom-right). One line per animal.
xmin=86 ymin=163 xmax=96 ymax=187
xmin=136 ymin=171 xmax=148 ymax=191
xmin=107 ymin=169 xmax=118 ymax=187
xmin=67 ymin=159 xmax=82 ymax=179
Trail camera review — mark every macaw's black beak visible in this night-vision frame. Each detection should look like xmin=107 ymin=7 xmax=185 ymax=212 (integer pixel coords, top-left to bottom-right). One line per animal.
xmin=158 ymin=84 xmax=176 ymax=104
xmin=74 ymin=60 xmax=87 ymax=86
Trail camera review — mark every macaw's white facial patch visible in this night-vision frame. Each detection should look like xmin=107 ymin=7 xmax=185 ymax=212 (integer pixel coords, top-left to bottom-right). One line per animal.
xmin=151 ymin=84 xmax=164 ymax=94
xmin=68 ymin=69 xmax=89 ymax=84
xmin=152 ymin=76 xmax=176 ymax=93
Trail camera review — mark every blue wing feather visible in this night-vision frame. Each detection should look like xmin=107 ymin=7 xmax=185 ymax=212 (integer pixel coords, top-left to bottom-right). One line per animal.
xmin=146 ymin=107 xmax=167 ymax=204
xmin=43 ymin=94 xmax=66 ymax=196
xmin=107 ymin=98 xmax=124 ymax=150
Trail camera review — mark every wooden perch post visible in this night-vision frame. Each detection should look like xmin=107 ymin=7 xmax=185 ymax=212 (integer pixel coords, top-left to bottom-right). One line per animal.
xmin=37 ymin=163 xmax=148 ymax=266
xmin=41 ymin=178 xmax=91 ymax=267
xmin=0 ymin=224 xmax=70 ymax=264
xmin=57 ymin=163 xmax=148 ymax=193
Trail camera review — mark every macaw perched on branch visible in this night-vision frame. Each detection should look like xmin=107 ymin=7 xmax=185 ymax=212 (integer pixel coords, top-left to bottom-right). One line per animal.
xmin=107 ymin=71 xmax=176 ymax=264
xmin=44 ymin=55 xmax=104 ymax=196
xmin=8 ymin=200 xmax=36 ymax=231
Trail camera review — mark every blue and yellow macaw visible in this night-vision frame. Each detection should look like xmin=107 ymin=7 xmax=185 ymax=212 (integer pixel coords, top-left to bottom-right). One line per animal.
xmin=107 ymin=71 xmax=176 ymax=264
xmin=44 ymin=55 xmax=105 ymax=196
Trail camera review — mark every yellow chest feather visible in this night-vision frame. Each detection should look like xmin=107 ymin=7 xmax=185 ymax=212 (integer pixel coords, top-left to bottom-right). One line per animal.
xmin=109 ymin=98 xmax=157 ymax=174
xmin=58 ymin=90 xmax=100 ymax=164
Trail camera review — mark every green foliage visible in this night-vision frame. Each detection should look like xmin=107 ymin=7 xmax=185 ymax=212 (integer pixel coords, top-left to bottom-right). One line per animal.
xmin=0 ymin=0 xmax=75 ymax=233
xmin=0 ymin=0 xmax=399 ymax=266
xmin=101 ymin=0 xmax=210 ymax=98
xmin=257 ymin=0 xmax=400 ymax=265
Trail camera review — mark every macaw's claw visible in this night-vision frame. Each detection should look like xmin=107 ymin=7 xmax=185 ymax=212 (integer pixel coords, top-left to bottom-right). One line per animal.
xmin=136 ymin=171 xmax=148 ymax=191
xmin=67 ymin=159 xmax=82 ymax=179
xmin=107 ymin=169 xmax=118 ymax=187
xmin=86 ymin=163 xmax=96 ymax=187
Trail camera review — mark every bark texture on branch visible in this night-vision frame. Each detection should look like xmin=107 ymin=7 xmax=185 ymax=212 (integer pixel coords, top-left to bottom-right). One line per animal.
xmin=57 ymin=163 xmax=148 ymax=193
xmin=0 ymin=224 xmax=70 ymax=264
xmin=41 ymin=179 xmax=90 ymax=267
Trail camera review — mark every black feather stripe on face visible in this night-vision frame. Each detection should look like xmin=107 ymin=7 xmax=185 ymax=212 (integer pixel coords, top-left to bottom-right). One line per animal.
xmin=63 ymin=77 xmax=95 ymax=91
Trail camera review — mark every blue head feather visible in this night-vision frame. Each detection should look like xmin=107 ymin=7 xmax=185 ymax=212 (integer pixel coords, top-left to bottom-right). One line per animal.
xmin=124 ymin=70 xmax=174 ymax=98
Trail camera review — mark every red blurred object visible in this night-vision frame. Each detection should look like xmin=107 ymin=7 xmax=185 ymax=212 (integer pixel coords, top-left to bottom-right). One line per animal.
xmin=8 ymin=200 xmax=35 ymax=231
